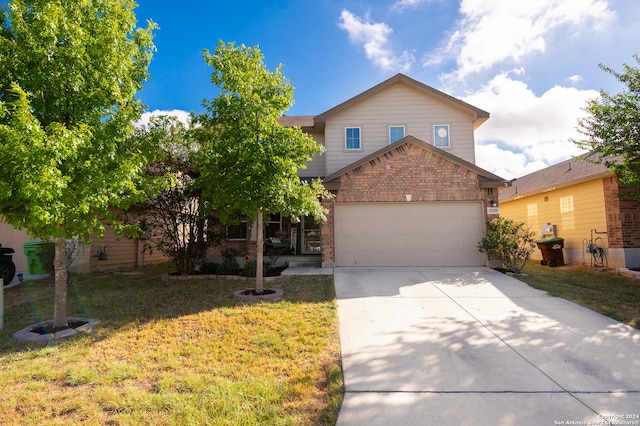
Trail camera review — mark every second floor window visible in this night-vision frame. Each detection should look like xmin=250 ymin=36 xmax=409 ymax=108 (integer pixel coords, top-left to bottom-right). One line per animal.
xmin=433 ymin=124 xmax=450 ymax=148
xmin=389 ymin=126 xmax=405 ymax=143
xmin=345 ymin=127 xmax=361 ymax=150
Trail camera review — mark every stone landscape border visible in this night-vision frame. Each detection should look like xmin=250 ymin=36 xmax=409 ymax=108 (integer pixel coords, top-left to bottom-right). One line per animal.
xmin=161 ymin=273 xmax=285 ymax=283
xmin=13 ymin=317 xmax=101 ymax=342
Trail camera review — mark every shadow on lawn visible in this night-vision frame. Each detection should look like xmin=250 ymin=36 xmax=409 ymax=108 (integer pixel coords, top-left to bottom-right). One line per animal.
xmin=0 ymin=263 xmax=335 ymax=353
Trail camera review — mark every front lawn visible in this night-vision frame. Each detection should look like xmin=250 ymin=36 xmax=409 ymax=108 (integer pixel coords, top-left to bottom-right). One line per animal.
xmin=0 ymin=264 xmax=343 ymax=425
xmin=514 ymin=260 xmax=640 ymax=329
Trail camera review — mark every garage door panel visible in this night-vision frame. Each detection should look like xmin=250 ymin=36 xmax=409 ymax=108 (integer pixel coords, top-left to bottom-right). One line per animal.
xmin=335 ymin=202 xmax=484 ymax=267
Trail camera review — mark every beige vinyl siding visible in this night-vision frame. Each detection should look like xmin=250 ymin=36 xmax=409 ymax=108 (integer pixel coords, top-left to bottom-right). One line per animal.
xmin=299 ymin=133 xmax=326 ymax=177
xmin=87 ymin=226 xmax=168 ymax=272
xmin=324 ymin=83 xmax=477 ymax=175
xmin=500 ymin=179 xmax=608 ymax=263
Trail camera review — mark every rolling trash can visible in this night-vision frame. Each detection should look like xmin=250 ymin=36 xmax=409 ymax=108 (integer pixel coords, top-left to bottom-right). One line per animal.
xmin=535 ymin=237 xmax=564 ymax=267
xmin=23 ymin=240 xmax=55 ymax=275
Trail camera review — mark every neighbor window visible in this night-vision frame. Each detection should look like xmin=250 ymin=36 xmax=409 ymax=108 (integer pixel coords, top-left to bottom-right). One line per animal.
xmin=345 ymin=127 xmax=361 ymax=150
xmin=226 ymin=215 xmax=248 ymax=240
xmin=389 ymin=126 xmax=405 ymax=144
xmin=433 ymin=124 xmax=450 ymax=148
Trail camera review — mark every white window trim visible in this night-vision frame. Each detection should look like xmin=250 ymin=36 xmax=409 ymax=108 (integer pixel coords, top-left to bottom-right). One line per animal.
xmin=433 ymin=124 xmax=451 ymax=148
xmin=389 ymin=125 xmax=405 ymax=144
xmin=344 ymin=127 xmax=362 ymax=151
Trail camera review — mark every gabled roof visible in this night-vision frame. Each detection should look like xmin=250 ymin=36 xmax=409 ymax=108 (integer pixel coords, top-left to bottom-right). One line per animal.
xmin=323 ymin=135 xmax=508 ymax=190
xmin=499 ymin=151 xmax=615 ymax=202
xmin=313 ymin=73 xmax=490 ymax=131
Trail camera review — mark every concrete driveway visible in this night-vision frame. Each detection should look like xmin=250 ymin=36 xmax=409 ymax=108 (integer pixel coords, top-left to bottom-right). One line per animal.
xmin=334 ymin=267 xmax=640 ymax=426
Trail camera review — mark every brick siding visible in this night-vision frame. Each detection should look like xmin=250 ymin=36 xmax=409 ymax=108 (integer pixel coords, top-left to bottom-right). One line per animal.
xmin=321 ymin=142 xmax=497 ymax=264
xmin=604 ymin=176 xmax=640 ymax=249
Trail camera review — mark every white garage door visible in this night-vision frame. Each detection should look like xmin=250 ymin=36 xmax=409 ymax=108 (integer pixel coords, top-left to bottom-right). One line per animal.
xmin=334 ymin=202 xmax=485 ymax=267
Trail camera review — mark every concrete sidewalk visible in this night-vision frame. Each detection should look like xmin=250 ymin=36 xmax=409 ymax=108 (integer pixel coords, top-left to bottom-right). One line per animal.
xmin=335 ymin=267 xmax=640 ymax=426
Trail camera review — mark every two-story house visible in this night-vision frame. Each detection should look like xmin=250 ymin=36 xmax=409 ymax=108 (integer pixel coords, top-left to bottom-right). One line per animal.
xmin=210 ymin=73 xmax=508 ymax=267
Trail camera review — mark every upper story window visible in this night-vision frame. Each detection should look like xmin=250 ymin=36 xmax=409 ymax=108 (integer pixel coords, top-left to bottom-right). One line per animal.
xmin=389 ymin=126 xmax=405 ymax=144
xmin=433 ymin=125 xmax=450 ymax=148
xmin=345 ymin=127 xmax=361 ymax=150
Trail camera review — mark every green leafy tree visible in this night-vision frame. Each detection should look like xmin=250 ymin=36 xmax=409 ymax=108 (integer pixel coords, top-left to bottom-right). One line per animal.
xmin=126 ymin=115 xmax=216 ymax=275
xmin=0 ymin=1 xmax=160 ymax=329
xmin=574 ymin=55 xmax=640 ymax=188
xmin=477 ymin=218 xmax=536 ymax=273
xmin=195 ymin=41 xmax=330 ymax=293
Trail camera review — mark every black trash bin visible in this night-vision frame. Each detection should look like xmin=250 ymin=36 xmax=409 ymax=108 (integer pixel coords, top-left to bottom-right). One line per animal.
xmin=536 ymin=237 xmax=564 ymax=267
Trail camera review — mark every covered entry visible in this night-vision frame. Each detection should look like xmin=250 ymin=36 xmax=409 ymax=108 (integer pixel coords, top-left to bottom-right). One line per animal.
xmin=334 ymin=202 xmax=485 ymax=267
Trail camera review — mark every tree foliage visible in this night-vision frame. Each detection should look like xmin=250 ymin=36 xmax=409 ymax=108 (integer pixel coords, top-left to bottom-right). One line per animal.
xmin=477 ymin=218 xmax=536 ymax=273
xmin=0 ymin=0 xmax=160 ymax=327
xmin=574 ymin=54 xmax=640 ymax=188
xmin=195 ymin=41 xmax=328 ymax=225
xmin=195 ymin=41 xmax=330 ymax=292
xmin=126 ymin=115 xmax=216 ymax=275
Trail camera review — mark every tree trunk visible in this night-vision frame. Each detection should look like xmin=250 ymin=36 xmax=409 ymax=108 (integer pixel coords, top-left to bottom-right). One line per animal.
xmin=256 ymin=208 xmax=264 ymax=293
xmin=52 ymin=237 xmax=68 ymax=329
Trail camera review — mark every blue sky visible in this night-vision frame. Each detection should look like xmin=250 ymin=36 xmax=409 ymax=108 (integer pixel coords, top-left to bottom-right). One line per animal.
xmin=134 ymin=0 xmax=640 ymax=179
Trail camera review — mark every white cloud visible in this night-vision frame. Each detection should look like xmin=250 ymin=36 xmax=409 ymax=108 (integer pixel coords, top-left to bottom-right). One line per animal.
xmin=391 ymin=0 xmax=437 ymax=11
xmin=431 ymin=0 xmax=614 ymax=80
xmin=136 ymin=109 xmax=192 ymax=129
xmin=475 ymin=143 xmax=549 ymax=180
xmin=568 ymin=74 xmax=583 ymax=85
xmin=338 ymin=9 xmax=414 ymax=72
xmin=463 ymin=71 xmax=599 ymax=178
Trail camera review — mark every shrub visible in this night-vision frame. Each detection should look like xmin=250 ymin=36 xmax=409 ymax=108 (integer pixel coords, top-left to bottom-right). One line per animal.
xmin=199 ymin=261 xmax=218 ymax=275
xmin=478 ymin=217 xmax=536 ymax=273
xmin=240 ymin=259 xmax=271 ymax=277
xmin=216 ymin=258 xmax=240 ymax=276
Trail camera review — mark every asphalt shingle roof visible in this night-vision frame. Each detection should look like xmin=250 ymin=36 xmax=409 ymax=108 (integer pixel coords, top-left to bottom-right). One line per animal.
xmin=499 ymin=151 xmax=614 ymax=202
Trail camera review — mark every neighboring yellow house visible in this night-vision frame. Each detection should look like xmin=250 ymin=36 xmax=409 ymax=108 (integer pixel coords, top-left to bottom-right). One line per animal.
xmin=499 ymin=152 xmax=640 ymax=269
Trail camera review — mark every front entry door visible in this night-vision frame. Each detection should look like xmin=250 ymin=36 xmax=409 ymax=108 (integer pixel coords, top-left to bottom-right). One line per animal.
xmin=301 ymin=216 xmax=321 ymax=254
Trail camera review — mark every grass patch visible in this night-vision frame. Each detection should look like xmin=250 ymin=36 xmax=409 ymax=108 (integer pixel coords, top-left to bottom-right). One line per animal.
xmin=514 ymin=260 xmax=640 ymax=329
xmin=0 ymin=264 xmax=343 ymax=425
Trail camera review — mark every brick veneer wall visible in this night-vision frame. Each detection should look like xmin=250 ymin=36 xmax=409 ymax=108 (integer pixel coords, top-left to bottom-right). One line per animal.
xmin=321 ymin=142 xmax=497 ymax=264
xmin=604 ymin=176 xmax=640 ymax=249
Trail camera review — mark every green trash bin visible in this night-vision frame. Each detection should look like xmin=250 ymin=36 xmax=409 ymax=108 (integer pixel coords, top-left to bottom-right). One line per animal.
xmin=535 ymin=237 xmax=564 ymax=267
xmin=23 ymin=240 xmax=55 ymax=275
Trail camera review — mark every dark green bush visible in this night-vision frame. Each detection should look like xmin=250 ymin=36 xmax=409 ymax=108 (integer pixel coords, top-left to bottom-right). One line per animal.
xmin=216 ymin=259 xmax=240 ymax=276
xmin=199 ymin=261 xmax=218 ymax=275
xmin=240 ymin=259 xmax=270 ymax=277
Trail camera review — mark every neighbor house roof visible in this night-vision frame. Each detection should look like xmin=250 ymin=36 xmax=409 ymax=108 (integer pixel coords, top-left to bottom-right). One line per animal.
xmin=499 ymin=151 xmax=615 ymax=203
xmin=277 ymin=115 xmax=315 ymax=129
xmin=323 ymin=135 xmax=508 ymax=190
xmin=313 ymin=73 xmax=490 ymax=131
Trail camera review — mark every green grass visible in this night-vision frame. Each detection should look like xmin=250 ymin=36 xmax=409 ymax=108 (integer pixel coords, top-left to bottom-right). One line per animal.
xmin=0 ymin=264 xmax=343 ymax=425
xmin=515 ymin=260 xmax=640 ymax=329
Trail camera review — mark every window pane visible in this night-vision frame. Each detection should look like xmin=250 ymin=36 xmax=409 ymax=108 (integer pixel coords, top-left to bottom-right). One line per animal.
xmin=266 ymin=213 xmax=282 ymax=238
xmin=345 ymin=127 xmax=361 ymax=150
xmin=227 ymin=215 xmax=247 ymax=240
xmin=434 ymin=125 xmax=450 ymax=148
xmin=389 ymin=126 xmax=405 ymax=143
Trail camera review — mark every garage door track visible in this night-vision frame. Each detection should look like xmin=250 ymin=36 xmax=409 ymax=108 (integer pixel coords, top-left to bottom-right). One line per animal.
xmin=335 ymin=267 xmax=640 ymax=425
